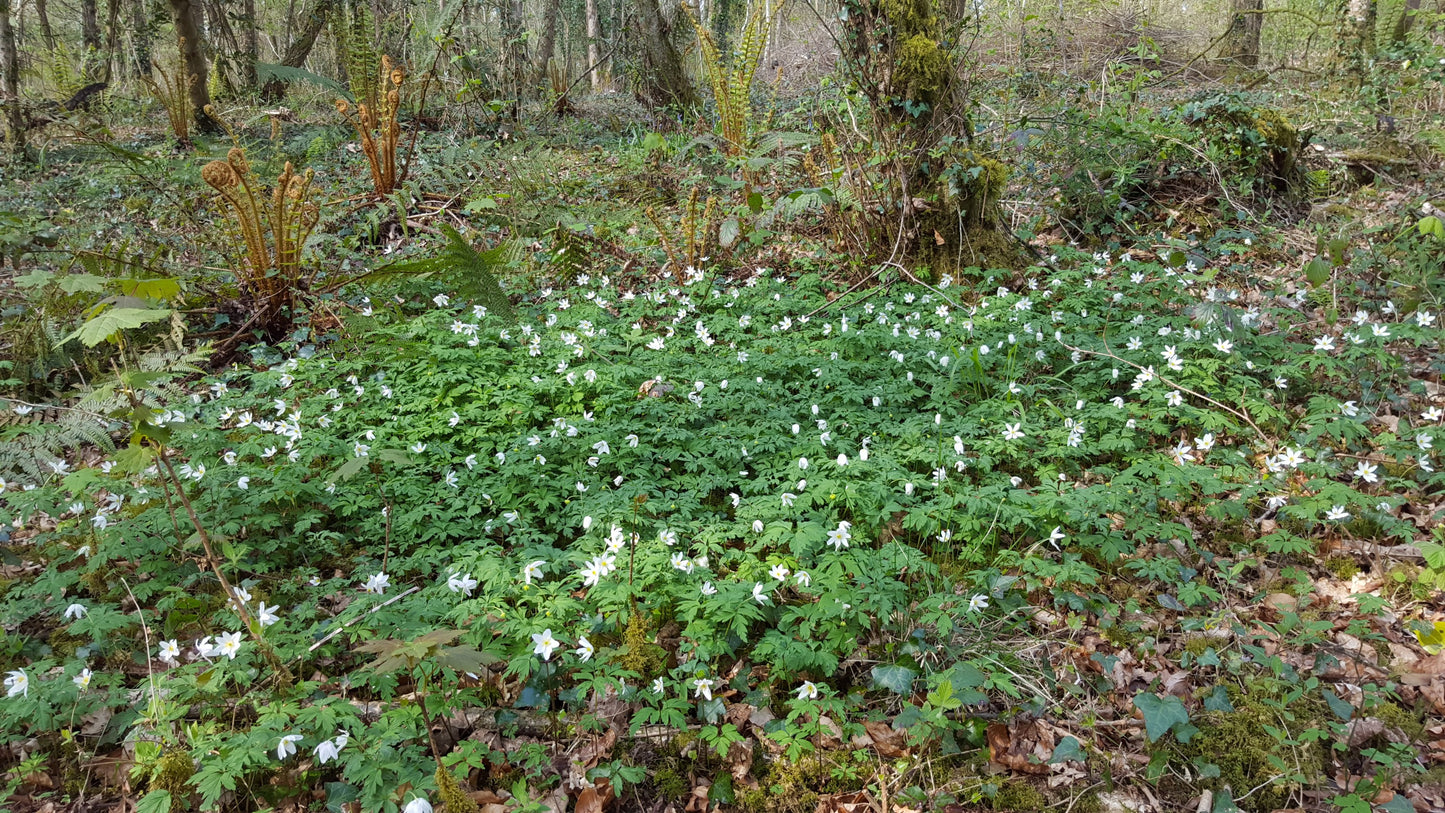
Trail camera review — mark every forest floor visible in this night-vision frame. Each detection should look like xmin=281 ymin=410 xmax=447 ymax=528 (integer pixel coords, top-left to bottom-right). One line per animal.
xmin=0 ymin=79 xmax=1443 ymax=813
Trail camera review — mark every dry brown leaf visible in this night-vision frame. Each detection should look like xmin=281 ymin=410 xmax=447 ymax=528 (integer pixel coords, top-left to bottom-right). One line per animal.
xmin=814 ymin=790 xmax=874 ymax=812
xmin=863 ymin=719 xmax=909 ymax=759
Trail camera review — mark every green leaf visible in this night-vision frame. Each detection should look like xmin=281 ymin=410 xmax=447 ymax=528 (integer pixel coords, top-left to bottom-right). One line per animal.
xmin=135 ymin=790 xmax=172 ymax=813
xmin=1203 ymin=685 xmax=1235 ymax=713
xmin=63 ymin=307 xmax=173 ymax=347
xmin=871 ymin=664 xmax=917 ymax=695
xmin=59 ymin=273 xmax=106 ymax=294
xmin=1304 ymin=257 xmax=1331 ymax=287
xmin=464 ymin=197 xmax=499 ymax=213
xmin=117 ymin=277 xmax=182 ymax=301
xmin=1378 ymin=794 xmax=1416 ymax=813
xmin=1211 ymin=788 xmax=1242 ymax=813
xmin=436 ymin=645 xmax=500 ymax=674
xmin=1049 ymin=736 xmax=1084 ymax=763
xmin=719 ymin=217 xmax=740 ymax=249
xmin=1322 ymin=688 xmax=1354 ymax=721
xmin=1417 ymin=215 xmax=1445 ymax=239
xmin=1133 ymin=692 xmax=1190 ymax=743
xmin=256 ymin=62 xmax=354 ymax=101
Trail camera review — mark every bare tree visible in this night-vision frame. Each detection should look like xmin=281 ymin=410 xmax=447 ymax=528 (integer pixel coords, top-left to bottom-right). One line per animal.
xmin=634 ymin=0 xmax=696 ymax=109
xmin=586 ymin=0 xmax=605 ymax=90
xmin=260 ymin=0 xmax=337 ymax=102
xmin=35 ymin=0 xmax=57 ymax=53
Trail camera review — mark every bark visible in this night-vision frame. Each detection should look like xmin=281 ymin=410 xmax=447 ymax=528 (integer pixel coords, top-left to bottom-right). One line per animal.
xmin=585 ymin=0 xmax=604 ymax=91
xmin=167 ymin=0 xmax=221 ymax=132
xmin=535 ymin=0 xmax=560 ymax=85
xmin=501 ymin=0 xmax=526 ymax=104
xmin=634 ymin=0 xmax=696 ymax=110
xmin=82 ymin=0 xmax=103 ymax=79
xmin=260 ymin=0 xmax=335 ymax=102
xmin=102 ymin=0 xmax=123 ymax=82
xmin=35 ymin=0 xmax=56 ymax=52
xmin=242 ymin=0 xmax=259 ymax=88
xmin=0 ymin=0 xmax=22 ymax=155
xmin=133 ymin=0 xmax=153 ymax=76
xmin=1222 ymin=0 xmax=1263 ymax=67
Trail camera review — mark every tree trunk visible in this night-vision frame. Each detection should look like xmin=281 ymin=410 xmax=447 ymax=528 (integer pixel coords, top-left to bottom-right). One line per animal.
xmin=0 ymin=0 xmax=23 ymax=156
xmin=167 ymin=0 xmax=221 ymax=132
xmin=242 ymin=0 xmax=259 ymax=88
xmin=35 ymin=0 xmax=56 ymax=52
xmin=1222 ymin=0 xmax=1263 ymax=67
xmin=260 ymin=0 xmax=335 ymax=102
xmin=501 ymin=0 xmax=526 ymax=106
xmin=82 ymin=0 xmax=104 ymax=79
xmin=133 ymin=0 xmax=153 ymax=76
xmin=102 ymin=0 xmax=123 ymax=82
xmin=634 ymin=0 xmax=695 ymax=110
xmin=535 ymin=0 xmax=559 ymax=84
xmin=585 ymin=0 xmax=604 ymax=91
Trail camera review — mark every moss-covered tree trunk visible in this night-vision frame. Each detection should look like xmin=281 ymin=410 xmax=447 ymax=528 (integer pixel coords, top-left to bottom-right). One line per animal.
xmin=841 ymin=0 xmax=1020 ymax=269
xmin=1222 ymin=0 xmax=1263 ymax=67
xmin=634 ymin=0 xmax=697 ymax=110
xmin=0 ymin=0 xmax=23 ymax=156
xmin=167 ymin=0 xmax=222 ymax=133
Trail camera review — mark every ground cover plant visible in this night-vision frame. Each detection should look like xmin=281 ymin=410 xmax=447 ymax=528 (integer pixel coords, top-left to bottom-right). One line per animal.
xmin=1 ymin=0 xmax=1444 ymax=811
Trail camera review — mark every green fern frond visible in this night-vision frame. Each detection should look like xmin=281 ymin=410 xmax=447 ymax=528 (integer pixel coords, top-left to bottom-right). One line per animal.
xmin=374 ymin=225 xmax=516 ymax=322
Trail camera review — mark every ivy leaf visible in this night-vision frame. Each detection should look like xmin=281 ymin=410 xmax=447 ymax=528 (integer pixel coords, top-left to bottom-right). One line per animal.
xmin=1378 ymin=794 xmax=1416 ymax=813
xmin=1202 ymin=685 xmax=1234 ymax=713
xmin=871 ymin=664 xmax=917 ymax=695
xmin=1322 ymin=688 xmax=1354 ymax=721
xmin=1133 ymin=692 xmax=1190 ymax=743
xmin=1049 ymin=736 xmax=1084 ymax=764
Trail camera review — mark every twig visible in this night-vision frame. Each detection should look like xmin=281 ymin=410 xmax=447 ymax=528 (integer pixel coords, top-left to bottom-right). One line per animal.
xmin=1056 ymin=337 xmax=1268 ymax=441
xmin=307 ymin=586 xmax=421 ymax=652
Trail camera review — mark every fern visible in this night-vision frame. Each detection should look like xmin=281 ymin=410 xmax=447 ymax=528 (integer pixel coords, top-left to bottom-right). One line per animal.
xmin=683 ymin=0 xmax=786 ymax=156
xmin=0 ymin=408 xmax=117 ymax=484
xmin=373 ymin=225 xmax=516 ymax=322
xmin=1375 ymin=0 xmax=1406 ymax=51
xmin=256 ymin=63 xmax=353 ymax=102
xmin=333 ymin=0 xmax=381 ymax=109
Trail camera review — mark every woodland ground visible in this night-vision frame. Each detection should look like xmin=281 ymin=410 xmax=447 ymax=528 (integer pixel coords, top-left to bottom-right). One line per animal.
xmin=0 ymin=59 xmax=1443 ymax=813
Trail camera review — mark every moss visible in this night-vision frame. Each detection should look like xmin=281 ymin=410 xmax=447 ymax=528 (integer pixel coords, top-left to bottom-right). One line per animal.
xmin=618 ymin=610 xmax=666 ymax=676
xmin=894 ymin=35 xmax=949 ymax=107
xmin=1324 ymin=555 xmax=1361 ymax=580
xmin=737 ymin=754 xmax=855 ymax=813
xmin=153 ymin=750 xmax=194 ymax=812
xmin=653 ymin=767 xmax=687 ymax=800
xmin=992 ymin=780 xmax=1046 ymax=811
xmin=48 ymin=627 xmax=86 ymax=660
xmin=436 ymin=765 xmax=481 ymax=813
xmin=1369 ymin=701 xmax=1425 ymax=742
xmin=1183 ymin=636 xmax=1214 ymax=657
xmin=1176 ymin=691 xmax=1326 ymax=811
xmin=1072 ymin=790 xmax=1104 ymax=813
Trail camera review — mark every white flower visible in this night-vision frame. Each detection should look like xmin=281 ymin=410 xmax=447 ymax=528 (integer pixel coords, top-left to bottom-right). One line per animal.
xmin=447 ymin=572 xmax=478 ymax=596
xmin=63 ymin=603 xmax=87 ymax=621
xmin=1416 ymin=311 xmax=1436 ymax=327
xmin=1418 ymin=433 xmax=1434 ymax=451
xmin=1354 ymin=461 xmax=1379 ymax=483
xmin=1340 ymin=401 xmax=1360 ymax=417
xmin=967 ymin=594 xmax=989 ymax=613
xmin=73 ymin=668 xmax=92 ymax=690
xmin=521 ymin=560 xmax=546 ymax=585
xmin=1195 ymin=433 xmax=1215 ymax=454
xmin=1212 ymin=339 xmax=1233 ymax=353
xmin=701 ymin=581 xmax=717 ymax=596
xmin=1313 ymin=335 xmax=1335 ymax=352
xmin=770 ymin=563 xmax=790 ymax=581
xmin=1002 ymin=423 xmax=1024 ymax=441
xmin=277 ymin=734 xmax=302 ymax=759
xmin=237 ymin=476 xmax=250 ymax=490
xmin=216 ymin=631 xmax=242 ymax=660
xmin=796 ymin=681 xmax=819 ymax=700
xmin=532 ymin=629 xmax=561 ymax=661
xmin=257 ymin=603 xmax=279 ymax=627
xmin=575 ymin=637 xmax=594 ymax=662
xmin=314 ymin=738 xmax=342 ymax=764
xmin=751 ymin=583 xmax=770 ymax=604
xmin=693 ymin=678 xmax=715 ymax=701
xmin=1325 ymin=505 xmax=1350 ymax=522
xmin=363 ymin=572 xmax=390 ymax=594
xmin=781 ymin=492 xmax=796 ymax=508
xmin=5 ymin=670 xmax=28 ymax=698
xmin=1048 ymin=527 xmax=1066 ymax=549
xmin=158 ymin=640 xmax=180 ymax=665
xmin=404 ymin=798 xmax=433 ymax=813
xmin=826 ymin=522 xmax=851 ymax=551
